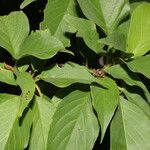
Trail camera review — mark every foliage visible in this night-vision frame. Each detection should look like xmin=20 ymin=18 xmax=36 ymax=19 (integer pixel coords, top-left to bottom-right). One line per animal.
xmin=0 ymin=0 xmax=150 ymax=149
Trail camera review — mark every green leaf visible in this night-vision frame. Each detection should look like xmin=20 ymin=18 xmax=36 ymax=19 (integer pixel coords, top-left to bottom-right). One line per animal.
xmin=106 ymin=64 xmax=150 ymax=103
xmin=40 ymin=63 xmax=95 ymax=87
xmin=127 ymin=3 xmax=150 ymax=56
xmin=4 ymin=108 xmax=33 ymax=150
xmin=122 ymin=89 xmax=150 ymax=118
xmin=47 ymin=90 xmax=99 ymax=150
xmin=20 ymin=0 xmax=37 ymax=9
xmin=0 ymin=63 xmax=16 ymax=85
xmin=64 ymin=15 xmax=102 ymax=53
xmin=41 ymin=0 xmax=77 ymax=47
xmin=0 ymin=94 xmax=33 ymax=150
xmin=126 ymin=55 xmax=150 ymax=79
xmin=99 ymin=30 xmax=126 ymax=51
xmin=0 ymin=95 xmax=20 ymax=150
xmin=29 ymin=96 xmax=56 ymax=150
xmin=77 ymin=0 xmax=130 ymax=33
xmin=111 ymin=97 xmax=150 ymax=150
xmin=91 ymin=77 xmax=119 ymax=142
xmin=16 ymin=71 xmax=35 ymax=116
xmin=0 ymin=12 xmax=63 ymax=60
xmin=0 ymin=11 xmax=29 ymax=59
xmin=20 ymin=29 xmax=64 ymax=59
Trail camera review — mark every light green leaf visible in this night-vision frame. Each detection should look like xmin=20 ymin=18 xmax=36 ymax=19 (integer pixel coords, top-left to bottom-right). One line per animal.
xmin=91 ymin=77 xmax=119 ymax=142
xmin=16 ymin=71 xmax=35 ymax=116
xmin=0 ymin=63 xmax=16 ymax=85
xmin=20 ymin=0 xmax=37 ymax=9
xmin=126 ymin=55 xmax=150 ymax=79
xmin=122 ymin=89 xmax=150 ymax=118
xmin=111 ymin=97 xmax=150 ymax=150
xmin=106 ymin=64 xmax=150 ymax=103
xmin=64 ymin=15 xmax=102 ymax=53
xmin=40 ymin=63 xmax=95 ymax=87
xmin=0 ymin=94 xmax=32 ymax=150
xmin=4 ymin=108 xmax=33 ymax=150
xmin=29 ymin=96 xmax=56 ymax=150
xmin=41 ymin=0 xmax=77 ymax=47
xmin=20 ymin=29 xmax=64 ymax=59
xmin=47 ymin=90 xmax=99 ymax=150
xmin=0 ymin=11 xmax=29 ymax=59
xmin=77 ymin=0 xmax=130 ymax=33
xmin=127 ymin=3 xmax=150 ymax=56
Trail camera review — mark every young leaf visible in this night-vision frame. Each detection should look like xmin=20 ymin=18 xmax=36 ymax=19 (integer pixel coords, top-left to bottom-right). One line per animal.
xmin=111 ymin=97 xmax=150 ymax=150
xmin=29 ymin=96 xmax=56 ymax=150
xmin=0 ymin=11 xmax=29 ymax=59
xmin=16 ymin=71 xmax=35 ymax=116
xmin=127 ymin=3 xmax=150 ymax=56
xmin=40 ymin=63 xmax=95 ymax=87
xmin=64 ymin=15 xmax=102 ymax=53
xmin=20 ymin=30 xmax=64 ymax=59
xmin=126 ymin=55 xmax=150 ymax=79
xmin=20 ymin=0 xmax=37 ymax=9
xmin=91 ymin=77 xmax=119 ymax=142
xmin=77 ymin=0 xmax=130 ymax=33
xmin=47 ymin=90 xmax=99 ymax=150
xmin=0 ymin=63 xmax=16 ymax=85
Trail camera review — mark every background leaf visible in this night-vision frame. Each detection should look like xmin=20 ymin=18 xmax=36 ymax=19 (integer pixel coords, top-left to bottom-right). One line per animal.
xmin=41 ymin=0 xmax=77 ymax=47
xmin=91 ymin=77 xmax=119 ymax=142
xmin=111 ymin=97 xmax=150 ymax=150
xmin=47 ymin=90 xmax=99 ymax=150
xmin=77 ymin=0 xmax=130 ymax=33
xmin=64 ymin=15 xmax=102 ymax=53
xmin=127 ymin=3 xmax=150 ymax=56
xmin=20 ymin=0 xmax=37 ymax=9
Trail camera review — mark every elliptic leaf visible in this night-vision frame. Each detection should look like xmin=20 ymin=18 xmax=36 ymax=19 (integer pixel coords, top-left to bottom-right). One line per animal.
xmin=20 ymin=30 xmax=64 ymax=59
xmin=111 ymin=97 xmax=150 ymax=150
xmin=127 ymin=4 xmax=150 ymax=56
xmin=91 ymin=77 xmax=119 ymax=142
xmin=40 ymin=63 xmax=95 ymax=87
xmin=47 ymin=90 xmax=99 ymax=150
xmin=29 ymin=96 xmax=56 ymax=150
xmin=0 ymin=11 xmax=29 ymax=59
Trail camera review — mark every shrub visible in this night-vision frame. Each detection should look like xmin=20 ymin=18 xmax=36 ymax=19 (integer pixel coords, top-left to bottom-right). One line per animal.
xmin=0 ymin=0 xmax=150 ymax=149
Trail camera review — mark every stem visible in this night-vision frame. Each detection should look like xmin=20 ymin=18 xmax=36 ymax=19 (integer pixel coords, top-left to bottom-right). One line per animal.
xmin=35 ymin=84 xmax=43 ymax=97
